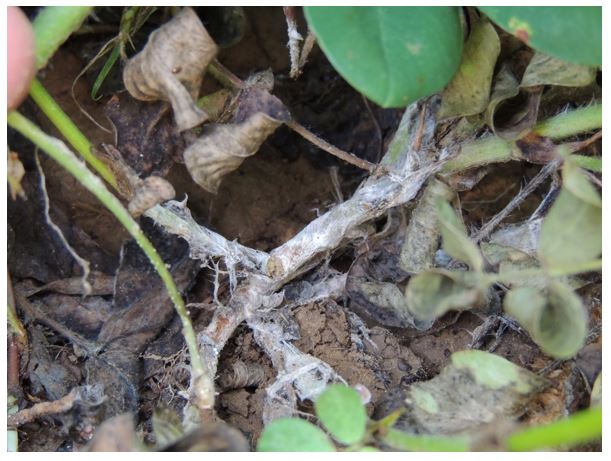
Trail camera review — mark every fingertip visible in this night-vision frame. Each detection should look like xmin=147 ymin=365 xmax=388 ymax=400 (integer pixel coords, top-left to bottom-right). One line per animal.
xmin=7 ymin=6 xmax=36 ymax=110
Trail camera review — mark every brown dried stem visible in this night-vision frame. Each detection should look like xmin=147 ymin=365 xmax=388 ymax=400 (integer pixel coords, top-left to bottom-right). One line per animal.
xmin=472 ymin=159 xmax=560 ymax=243
xmin=8 ymin=388 xmax=79 ymax=427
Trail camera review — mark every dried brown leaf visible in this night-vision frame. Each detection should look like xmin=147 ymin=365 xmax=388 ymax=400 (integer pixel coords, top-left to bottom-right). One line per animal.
xmin=184 ymin=87 xmax=290 ymax=193
xmin=127 ymin=176 xmax=175 ymax=217
xmin=123 ymin=7 xmax=218 ymax=131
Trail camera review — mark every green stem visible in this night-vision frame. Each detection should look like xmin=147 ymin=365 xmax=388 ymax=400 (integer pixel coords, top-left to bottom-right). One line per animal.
xmin=442 ymin=135 xmax=516 ymax=173
xmin=442 ymin=103 xmax=602 ymax=174
xmin=533 ymin=104 xmax=602 ymax=140
xmin=487 ymin=259 xmax=602 ymax=285
xmin=507 ymin=406 xmax=602 ymax=451
xmin=28 ymin=79 xmax=117 ymax=189
xmin=33 ymin=6 xmax=93 ymax=70
xmin=6 ymin=111 xmax=205 ymax=380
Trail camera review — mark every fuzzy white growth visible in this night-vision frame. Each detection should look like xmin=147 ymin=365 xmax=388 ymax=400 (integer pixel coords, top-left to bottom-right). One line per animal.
xmin=146 ymin=99 xmax=442 ymax=416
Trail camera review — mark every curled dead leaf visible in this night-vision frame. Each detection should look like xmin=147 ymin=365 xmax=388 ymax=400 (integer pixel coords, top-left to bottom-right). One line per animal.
xmin=184 ymin=85 xmax=290 ymax=193
xmin=123 ymin=7 xmax=218 ymax=131
xmin=98 ymin=144 xmax=176 ymax=216
xmin=128 ymin=176 xmax=176 ymax=217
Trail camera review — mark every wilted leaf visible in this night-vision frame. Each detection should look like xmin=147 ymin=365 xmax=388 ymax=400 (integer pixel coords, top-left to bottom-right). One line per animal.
xmin=347 ymin=279 xmax=433 ymax=330
xmin=436 ymin=200 xmax=484 ymax=271
xmin=404 ymin=269 xmax=488 ymax=321
xmin=479 ymin=6 xmax=601 ymax=66
xmin=400 ymin=178 xmax=454 ymax=274
xmin=504 ymin=283 xmax=587 ymax=359
xmin=538 ymin=188 xmax=601 ymax=271
xmin=123 ymin=7 xmax=218 ymax=131
xmin=402 ymin=350 xmax=546 ymax=434
xmin=438 ymin=18 xmax=500 ymax=120
xmin=257 ymin=418 xmax=335 ymax=452
xmin=521 ymin=52 xmax=596 ymax=88
xmin=315 ymin=384 xmax=367 ymax=445
xmin=304 ymin=6 xmax=463 ymax=107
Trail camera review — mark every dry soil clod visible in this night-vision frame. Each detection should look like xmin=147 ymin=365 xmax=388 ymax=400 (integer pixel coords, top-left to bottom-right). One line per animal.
xmin=123 ymin=7 xmax=218 ymax=131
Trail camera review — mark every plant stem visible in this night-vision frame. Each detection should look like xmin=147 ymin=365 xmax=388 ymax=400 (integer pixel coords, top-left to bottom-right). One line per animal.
xmin=33 ymin=6 xmax=93 ymax=70
xmin=442 ymin=103 xmax=602 ymax=174
xmin=507 ymin=406 xmax=602 ymax=451
xmin=6 ymin=111 xmax=205 ymax=380
xmin=487 ymin=259 xmax=603 ymax=285
xmin=28 ymin=79 xmax=118 ymax=188
xmin=286 ymin=120 xmax=376 ymax=172
xmin=533 ymin=104 xmax=602 ymax=140
xmin=441 ymin=135 xmax=516 ymax=173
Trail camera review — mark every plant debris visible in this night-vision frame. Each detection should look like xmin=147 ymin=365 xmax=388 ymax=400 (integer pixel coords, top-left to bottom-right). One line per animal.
xmin=122 ymin=7 xmax=218 ymax=131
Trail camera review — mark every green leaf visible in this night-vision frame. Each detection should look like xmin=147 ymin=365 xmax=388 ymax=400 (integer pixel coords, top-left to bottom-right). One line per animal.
xmin=538 ymin=187 xmax=601 ymax=271
xmin=438 ymin=18 xmax=500 ymax=120
xmin=436 ymin=200 xmax=484 ymax=271
xmin=507 ymin=406 xmax=602 ymax=451
xmin=304 ymin=7 xmax=463 ymax=108
xmin=562 ymin=160 xmax=601 ymax=208
xmin=451 ymin=349 xmax=544 ymax=393
xmin=257 ymin=418 xmax=336 ymax=452
xmin=521 ymin=52 xmax=596 ymax=88
xmin=504 ymin=283 xmax=587 ymax=359
xmin=590 ymin=373 xmax=601 ymax=408
xmin=315 ymin=384 xmax=367 ymax=445
xmin=478 ymin=6 xmax=601 ymax=66
xmin=570 ymin=155 xmax=602 ymax=173
xmin=380 ymin=428 xmax=470 ymax=452
xmin=405 ymin=269 xmax=488 ymax=321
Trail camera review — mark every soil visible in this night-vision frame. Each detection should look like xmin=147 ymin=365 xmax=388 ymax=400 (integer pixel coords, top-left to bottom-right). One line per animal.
xmin=7 ymin=6 xmax=601 ymax=452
